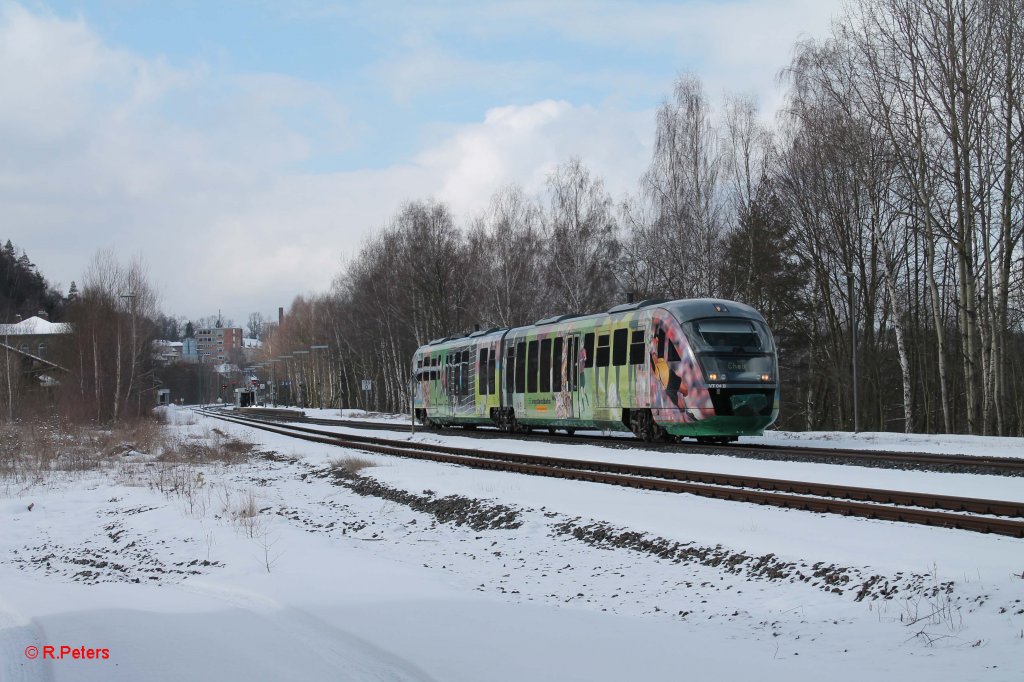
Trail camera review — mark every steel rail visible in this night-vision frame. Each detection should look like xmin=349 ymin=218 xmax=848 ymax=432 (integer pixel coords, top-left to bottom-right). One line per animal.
xmin=232 ymin=407 xmax=1024 ymax=474
xmin=202 ymin=409 xmax=1024 ymax=537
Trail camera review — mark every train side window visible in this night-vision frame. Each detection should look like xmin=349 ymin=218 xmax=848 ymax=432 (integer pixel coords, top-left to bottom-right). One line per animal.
xmin=584 ymin=333 xmax=595 ymax=368
xmin=515 ymin=342 xmax=526 ymax=393
xmin=552 ymin=337 xmax=563 ymax=392
xmin=462 ymin=349 xmax=470 ymax=394
xmin=596 ymin=334 xmax=610 ymax=367
xmin=612 ymin=328 xmax=628 ymax=366
xmin=629 ymin=330 xmax=646 ymax=365
xmin=539 ymin=338 xmax=552 ymax=392
xmin=527 ymin=340 xmax=539 ymax=393
xmin=479 ymin=348 xmax=489 ymax=394
xmin=668 ymin=341 xmax=681 ymax=362
xmin=488 ymin=347 xmax=497 ymax=394
xmin=506 ymin=346 xmax=516 ymax=393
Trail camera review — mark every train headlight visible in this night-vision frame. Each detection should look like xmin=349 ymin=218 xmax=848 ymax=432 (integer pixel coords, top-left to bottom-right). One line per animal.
xmin=761 ymin=374 xmax=771 ymax=382
xmin=709 ymin=373 xmax=718 ymax=381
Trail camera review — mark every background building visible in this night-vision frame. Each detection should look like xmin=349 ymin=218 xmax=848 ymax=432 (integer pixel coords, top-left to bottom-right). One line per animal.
xmin=182 ymin=336 xmax=198 ymax=363
xmin=0 ymin=312 xmax=72 ymax=360
xmin=196 ymin=324 xmax=243 ymax=364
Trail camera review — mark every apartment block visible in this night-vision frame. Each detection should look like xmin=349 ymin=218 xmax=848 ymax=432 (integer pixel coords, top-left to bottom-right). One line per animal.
xmin=195 ymin=326 xmax=243 ymax=363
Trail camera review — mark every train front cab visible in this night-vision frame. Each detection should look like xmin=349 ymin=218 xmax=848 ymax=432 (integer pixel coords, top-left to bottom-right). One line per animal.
xmin=650 ymin=300 xmax=779 ymax=441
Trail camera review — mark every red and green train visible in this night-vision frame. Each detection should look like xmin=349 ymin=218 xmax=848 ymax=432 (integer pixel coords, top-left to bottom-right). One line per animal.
xmin=412 ymin=298 xmax=779 ymax=442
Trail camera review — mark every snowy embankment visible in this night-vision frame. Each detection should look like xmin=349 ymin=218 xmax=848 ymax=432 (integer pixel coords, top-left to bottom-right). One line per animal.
xmin=2 ymin=405 xmax=1023 ymax=681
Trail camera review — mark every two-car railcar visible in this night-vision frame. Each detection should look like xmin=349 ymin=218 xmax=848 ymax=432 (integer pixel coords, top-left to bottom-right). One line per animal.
xmin=411 ymin=298 xmax=779 ymax=442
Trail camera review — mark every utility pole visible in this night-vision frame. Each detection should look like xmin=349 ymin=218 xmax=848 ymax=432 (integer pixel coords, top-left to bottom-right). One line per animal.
xmin=846 ymin=271 xmax=859 ymax=433
xmin=4 ymin=328 xmax=12 ymax=422
xmin=310 ymin=345 xmax=329 ymax=410
xmin=122 ymin=293 xmax=138 ymax=416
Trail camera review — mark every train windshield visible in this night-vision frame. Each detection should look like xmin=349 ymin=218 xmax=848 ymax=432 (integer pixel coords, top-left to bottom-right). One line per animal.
xmin=686 ymin=318 xmax=773 ymax=353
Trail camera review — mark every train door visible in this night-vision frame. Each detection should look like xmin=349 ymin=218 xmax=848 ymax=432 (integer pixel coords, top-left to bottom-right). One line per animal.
xmin=503 ymin=344 xmax=515 ymax=408
xmin=476 ymin=346 xmax=486 ymax=418
xmin=552 ymin=334 xmax=575 ymax=420
xmin=566 ymin=334 xmax=581 ymax=419
xmin=595 ymin=331 xmax=612 ymax=407
xmin=476 ymin=342 xmax=497 ymax=418
xmin=445 ymin=350 xmax=456 ymax=418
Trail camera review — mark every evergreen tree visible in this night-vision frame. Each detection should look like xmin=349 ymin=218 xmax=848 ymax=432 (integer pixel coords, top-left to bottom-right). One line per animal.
xmin=0 ymin=239 xmax=64 ymax=321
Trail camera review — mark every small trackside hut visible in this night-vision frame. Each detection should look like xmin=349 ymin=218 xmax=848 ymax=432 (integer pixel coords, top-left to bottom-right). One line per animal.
xmin=412 ymin=298 xmax=779 ymax=442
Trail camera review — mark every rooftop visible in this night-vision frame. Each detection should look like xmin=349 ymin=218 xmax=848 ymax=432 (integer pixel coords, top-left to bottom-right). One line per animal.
xmin=0 ymin=316 xmax=72 ymax=336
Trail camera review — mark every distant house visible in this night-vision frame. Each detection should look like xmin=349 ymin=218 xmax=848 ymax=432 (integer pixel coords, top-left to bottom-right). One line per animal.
xmin=0 ymin=313 xmax=72 ymax=360
xmin=242 ymin=336 xmax=263 ymax=362
xmin=0 ymin=312 xmax=72 ymax=384
xmin=153 ymin=339 xmax=184 ymax=365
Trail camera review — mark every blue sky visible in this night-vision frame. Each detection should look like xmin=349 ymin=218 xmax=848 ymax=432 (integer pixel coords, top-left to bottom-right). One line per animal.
xmin=2 ymin=0 xmax=842 ymax=324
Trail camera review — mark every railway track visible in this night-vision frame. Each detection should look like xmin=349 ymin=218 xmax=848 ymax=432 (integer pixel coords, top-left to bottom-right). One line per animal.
xmin=202 ymin=408 xmax=1024 ymax=538
xmin=234 ymin=407 xmax=1024 ymax=477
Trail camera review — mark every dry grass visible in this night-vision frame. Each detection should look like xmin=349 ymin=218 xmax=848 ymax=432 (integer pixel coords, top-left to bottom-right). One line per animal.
xmin=330 ymin=456 xmax=378 ymax=476
xmin=157 ymin=428 xmax=255 ymax=465
xmin=0 ymin=418 xmax=169 ymax=487
xmin=231 ymin=489 xmax=264 ymax=538
xmin=0 ymin=417 xmax=255 ymax=496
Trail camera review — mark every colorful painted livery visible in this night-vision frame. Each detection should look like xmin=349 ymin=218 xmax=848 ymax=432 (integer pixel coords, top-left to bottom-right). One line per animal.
xmin=412 ymin=298 xmax=779 ymax=442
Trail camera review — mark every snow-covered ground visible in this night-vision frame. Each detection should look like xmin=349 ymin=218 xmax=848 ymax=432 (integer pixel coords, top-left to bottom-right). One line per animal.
xmin=2 ymin=405 xmax=1023 ymax=681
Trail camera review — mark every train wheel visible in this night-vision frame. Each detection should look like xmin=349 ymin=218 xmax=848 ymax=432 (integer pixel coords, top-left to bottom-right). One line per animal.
xmin=548 ymin=427 xmax=557 ymax=434
xmin=565 ymin=428 xmax=576 ymax=436
xmin=500 ymin=410 xmax=518 ymax=433
xmin=629 ymin=409 xmax=666 ymax=442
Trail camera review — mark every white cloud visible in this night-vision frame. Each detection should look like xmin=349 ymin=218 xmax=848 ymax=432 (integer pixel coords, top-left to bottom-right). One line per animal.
xmin=351 ymin=0 xmax=842 ymax=116
xmin=0 ymin=1 xmax=841 ymax=324
xmin=1 ymin=4 xmax=659 ymax=324
xmin=191 ymin=100 xmax=653 ymax=319
xmin=417 ymin=100 xmax=652 ymax=216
